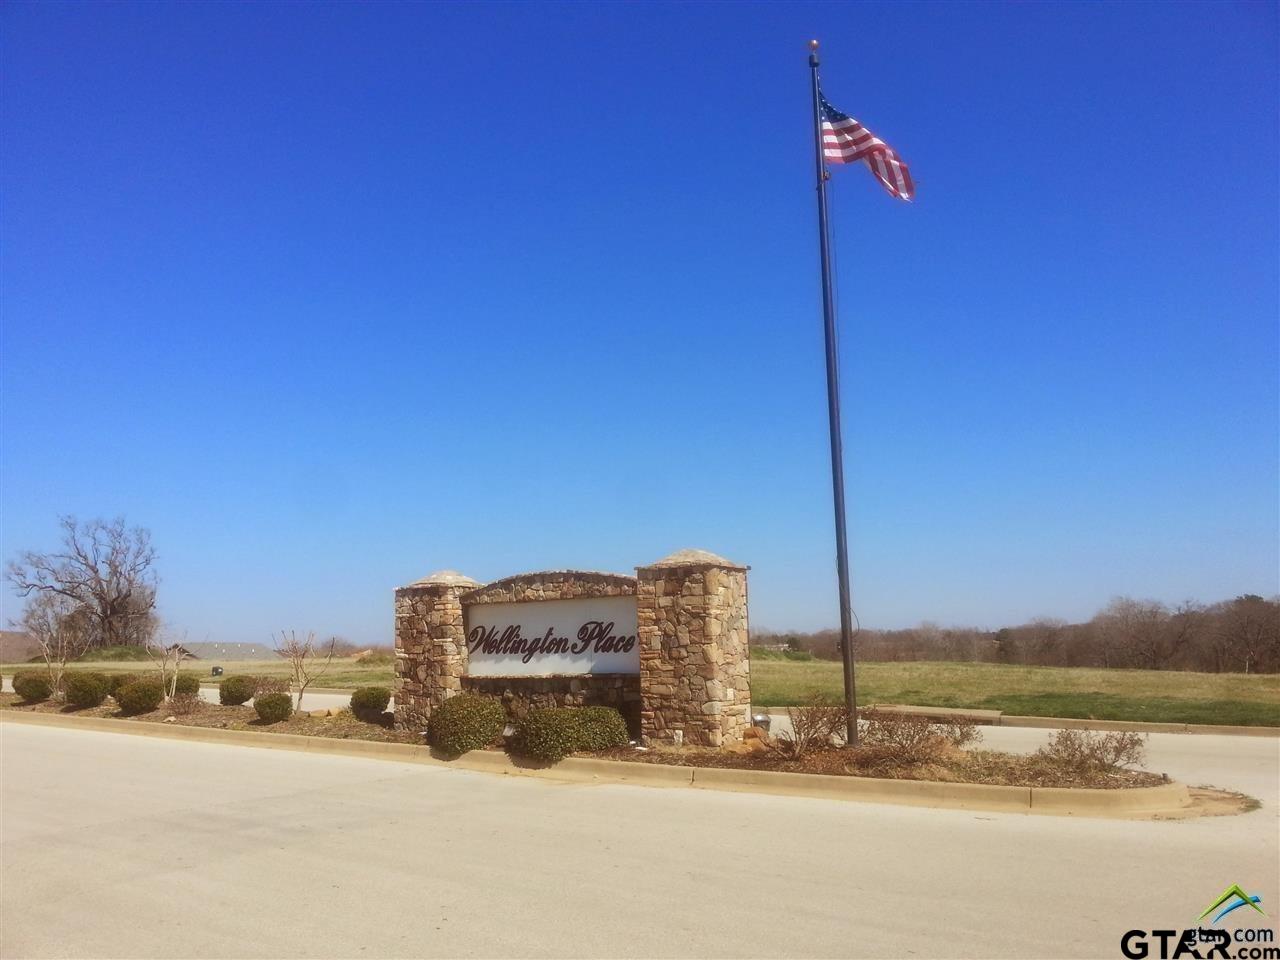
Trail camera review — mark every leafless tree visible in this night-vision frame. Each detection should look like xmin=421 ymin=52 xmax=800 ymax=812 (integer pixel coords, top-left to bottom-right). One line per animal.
xmin=7 ymin=517 xmax=157 ymax=649
xmin=1216 ymin=595 xmax=1280 ymax=674
xmin=276 ymin=631 xmax=337 ymax=711
xmin=17 ymin=592 xmax=94 ymax=697
xmin=757 ymin=593 xmax=1279 ymax=674
xmin=1093 ymin=597 xmax=1173 ymax=669
xmin=146 ymin=632 xmax=192 ymax=701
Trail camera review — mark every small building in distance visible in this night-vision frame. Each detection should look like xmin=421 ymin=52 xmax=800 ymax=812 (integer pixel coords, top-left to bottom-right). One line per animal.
xmin=180 ymin=641 xmax=281 ymax=661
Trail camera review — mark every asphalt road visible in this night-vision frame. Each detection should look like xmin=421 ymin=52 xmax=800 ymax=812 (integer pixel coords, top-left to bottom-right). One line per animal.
xmin=2 ymin=723 xmax=1276 ymax=959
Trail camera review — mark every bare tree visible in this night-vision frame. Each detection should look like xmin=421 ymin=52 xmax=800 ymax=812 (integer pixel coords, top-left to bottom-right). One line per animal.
xmin=1217 ymin=595 xmax=1280 ymax=674
xmin=276 ymin=631 xmax=337 ymax=712
xmin=146 ymin=632 xmax=192 ymax=701
xmin=7 ymin=516 xmax=158 ymax=649
xmin=17 ymin=592 xmax=93 ymax=698
xmin=1094 ymin=597 xmax=1173 ymax=669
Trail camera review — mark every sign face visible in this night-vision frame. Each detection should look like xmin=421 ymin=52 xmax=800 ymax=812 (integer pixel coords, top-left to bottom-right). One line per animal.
xmin=465 ymin=596 xmax=639 ymax=676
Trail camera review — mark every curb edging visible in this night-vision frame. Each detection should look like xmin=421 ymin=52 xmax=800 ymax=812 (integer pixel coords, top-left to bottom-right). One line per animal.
xmin=0 ymin=709 xmax=1191 ymax=819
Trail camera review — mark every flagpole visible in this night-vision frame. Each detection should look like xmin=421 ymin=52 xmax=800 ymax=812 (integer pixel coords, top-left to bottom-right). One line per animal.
xmin=808 ymin=40 xmax=859 ymax=747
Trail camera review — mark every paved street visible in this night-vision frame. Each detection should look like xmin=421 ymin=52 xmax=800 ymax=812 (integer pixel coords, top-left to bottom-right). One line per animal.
xmin=2 ymin=722 xmax=1276 ymax=959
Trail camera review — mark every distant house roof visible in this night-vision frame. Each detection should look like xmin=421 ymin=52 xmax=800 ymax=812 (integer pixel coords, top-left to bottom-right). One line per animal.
xmin=180 ymin=641 xmax=281 ymax=661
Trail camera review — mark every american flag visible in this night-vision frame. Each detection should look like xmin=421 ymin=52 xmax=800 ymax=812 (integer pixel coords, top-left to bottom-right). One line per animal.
xmin=820 ymin=93 xmax=914 ymax=201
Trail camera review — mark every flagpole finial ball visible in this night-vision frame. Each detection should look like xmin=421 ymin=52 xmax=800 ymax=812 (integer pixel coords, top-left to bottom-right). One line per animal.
xmin=809 ymin=39 xmax=819 ymax=50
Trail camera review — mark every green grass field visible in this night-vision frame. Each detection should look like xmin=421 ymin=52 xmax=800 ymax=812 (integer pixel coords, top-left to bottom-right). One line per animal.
xmin=4 ymin=657 xmax=1276 ymax=726
xmin=750 ymin=659 xmax=1280 ymax=726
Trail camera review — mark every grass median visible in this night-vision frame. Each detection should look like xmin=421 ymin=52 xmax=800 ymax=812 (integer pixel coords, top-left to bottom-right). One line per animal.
xmin=3 ymin=657 xmax=1276 ymax=727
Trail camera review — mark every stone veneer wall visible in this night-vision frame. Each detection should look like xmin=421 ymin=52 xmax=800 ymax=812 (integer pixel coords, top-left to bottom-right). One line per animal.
xmin=636 ymin=554 xmax=751 ymax=747
xmin=461 ymin=571 xmax=635 ymax=606
xmin=393 ymin=572 xmax=478 ymax=730
xmin=394 ymin=554 xmax=749 ymax=746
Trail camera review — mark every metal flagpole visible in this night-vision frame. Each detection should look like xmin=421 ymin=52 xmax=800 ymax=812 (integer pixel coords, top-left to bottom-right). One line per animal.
xmin=807 ymin=40 xmax=859 ymax=747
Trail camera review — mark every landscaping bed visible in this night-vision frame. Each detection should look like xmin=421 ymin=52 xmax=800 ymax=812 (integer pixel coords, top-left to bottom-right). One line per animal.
xmin=596 ymin=743 xmax=1165 ymax=789
xmin=1 ymin=692 xmax=1166 ymax=791
xmin=0 ymin=693 xmax=419 ymax=745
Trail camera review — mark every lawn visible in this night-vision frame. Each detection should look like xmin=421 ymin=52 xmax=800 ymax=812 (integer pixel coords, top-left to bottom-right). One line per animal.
xmin=4 ymin=656 xmax=1277 ymax=726
xmin=750 ymin=659 xmax=1280 ymax=726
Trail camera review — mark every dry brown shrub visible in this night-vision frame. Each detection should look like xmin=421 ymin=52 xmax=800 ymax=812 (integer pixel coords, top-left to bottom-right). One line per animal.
xmin=859 ymin=710 xmax=946 ymax=763
xmin=170 ymin=692 xmax=202 ymax=716
xmin=938 ymin=716 xmax=983 ymax=748
xmin=857 ymin=710 xmax=984 ymax=762
xmin=772 ymin=695 xmax=849 ymax=759
xmin=1035 ymin=729 xmax=1146 ymax=772
xmin=253 ymin=676 xmax=290 ymax=696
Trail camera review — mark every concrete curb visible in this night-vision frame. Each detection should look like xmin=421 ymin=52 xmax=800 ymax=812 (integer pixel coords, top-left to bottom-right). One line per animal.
xmin=0 ymin=709 xmax=1192 ymax=819
xmin=767 ymin=706 xmax=1279 ymax=737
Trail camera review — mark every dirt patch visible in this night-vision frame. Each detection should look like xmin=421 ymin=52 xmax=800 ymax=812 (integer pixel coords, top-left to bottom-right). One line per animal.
xmin=1186 ymin=787 xmax=1262 ymax=817
xmin=0 ymin=693 xmax=421 ymax=745
xmin=597 ymin=743 xmax=1166 ymax=789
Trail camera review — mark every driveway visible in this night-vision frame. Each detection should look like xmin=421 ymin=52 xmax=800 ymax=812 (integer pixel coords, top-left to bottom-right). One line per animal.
xmin=1 ymin=722 xmax=1276 ymax=959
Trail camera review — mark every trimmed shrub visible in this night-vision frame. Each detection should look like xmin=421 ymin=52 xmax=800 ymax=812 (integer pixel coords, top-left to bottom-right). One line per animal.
xmin=13 ymin=671 xmax=52 ymax=703
xmin=350 ymin=686 xmax=391 ymax=721
xmin=173 ymin=674 xmax=201 ymax=697
xmin=429 ymin=693 xmax=505 ymax=756
xmin=64 ymin=672 xmax=110 ymax=709
xmin=573 ymin=706 xmax=629 ymax=751
xmin=109 ymin=673 xmax=143 ymax=696
xmin=116 ymin=678 xmax=164 ymax=715
xmin=253 ymin=676 xmax=290 ymax=696
xmin=511 ymin=708 xmax=580 ymax=764
xmin=218 ymin=675 xmax=256 ymax=705
xmin=254 ymin=692 xmax=293 ymax=724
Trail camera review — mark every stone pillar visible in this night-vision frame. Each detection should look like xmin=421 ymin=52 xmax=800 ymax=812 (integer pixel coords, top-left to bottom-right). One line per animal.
xmin=394 ymin=570 xmax=481 ymax=729
xmin=636 ymin=549 xmax=750 ymax=747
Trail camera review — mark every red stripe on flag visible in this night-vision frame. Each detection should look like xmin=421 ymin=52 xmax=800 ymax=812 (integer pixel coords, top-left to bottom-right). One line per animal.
xmin=821 ymin=109 xmax=913 ymax=200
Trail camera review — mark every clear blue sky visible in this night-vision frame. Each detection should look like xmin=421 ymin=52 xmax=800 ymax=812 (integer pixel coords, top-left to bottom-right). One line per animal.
xmin=2 ymin=1 xmax=1276 ymax=643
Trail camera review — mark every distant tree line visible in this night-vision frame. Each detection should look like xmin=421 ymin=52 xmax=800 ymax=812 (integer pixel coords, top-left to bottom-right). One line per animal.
xmin=755 ymin=595 xmax=1280 ymax=674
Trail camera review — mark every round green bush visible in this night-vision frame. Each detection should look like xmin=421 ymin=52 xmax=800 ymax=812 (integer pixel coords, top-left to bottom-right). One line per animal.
xmin=350 ymin=686 xmax=391 ymax=721
xmin=108 ymin=673 xmax=143 ymax=696
xmin=429 ymin=693 xmax=505 ymax=756
xmin=115 ymin=678 xmax=165 ymax=715
xmin=511 ymin=708 xmax=580 ymax=764
xmin=64 ymin=672 xmax=110 ymax=709
xmin=173 ymin=674 xmax=200 ymax=697
xmin=13 ymin=671 xmax=52 ymax=703
xmin=573 ymin=706 xmax=630 ymax=751
xmin=254 ymin=692 xmax=293 ymax=724
xmin=218 ymin=676 xmax=256 ymax=706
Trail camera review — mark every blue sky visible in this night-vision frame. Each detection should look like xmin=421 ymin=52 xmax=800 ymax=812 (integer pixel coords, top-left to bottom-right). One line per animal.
xmin=2 ymin=1 xmax=1276 ymax=643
